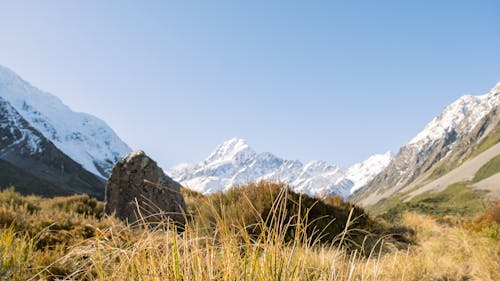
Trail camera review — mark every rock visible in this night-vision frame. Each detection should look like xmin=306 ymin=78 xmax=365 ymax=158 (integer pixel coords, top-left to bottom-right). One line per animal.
xmin=104 ymin=150 xmax=186 ymax=226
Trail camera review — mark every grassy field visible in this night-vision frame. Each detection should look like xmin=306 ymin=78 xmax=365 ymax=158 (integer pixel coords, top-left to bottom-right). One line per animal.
xmin=374 ymin=182 xmax=491 ymax=222
xmin=0 ymin=183 xmax=499 ymax=280
xmin=473 ymin=154 xmax=500 ymax=183
xmin=371 ymin=154 xmax=500 ymax=223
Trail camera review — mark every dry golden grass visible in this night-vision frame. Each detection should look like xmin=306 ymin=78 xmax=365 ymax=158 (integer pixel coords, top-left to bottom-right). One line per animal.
xmin=0 ymin=185 xmax=499 ymax=280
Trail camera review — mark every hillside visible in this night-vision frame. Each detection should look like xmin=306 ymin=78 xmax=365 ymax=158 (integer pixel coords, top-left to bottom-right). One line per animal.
xmin=353 ymin=84 xmax=500 ymax=208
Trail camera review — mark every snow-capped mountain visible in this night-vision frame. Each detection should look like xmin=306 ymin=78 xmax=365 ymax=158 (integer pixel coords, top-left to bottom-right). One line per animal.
xmin=409 ymin=84 xmax=499 ymax=149
xmin=346 ymin=151 xmax=392 ymax=194
xmin=0 ymin=65 xmax=131 ymax=178
xmin=353 ymin=82 xmax=500 ymax=206
xmin=0 ymin=95 xmax=105 ymax=198
xmin=170 ymin=138 xmax=392 ymax=198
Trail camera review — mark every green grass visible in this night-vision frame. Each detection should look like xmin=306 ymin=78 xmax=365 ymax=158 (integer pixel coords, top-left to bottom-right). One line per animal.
xmin=428 ymin=160 xmax=455 ymax=180
xmin=368 ymin=193 xmax=407 ymax=217
xmin=468 ymin=126 xmax=500 ymax=159
xmin=473 ymin=154 xmax=500 ymax=183
xmin=376 ymin=182 xmax=490 ymax=222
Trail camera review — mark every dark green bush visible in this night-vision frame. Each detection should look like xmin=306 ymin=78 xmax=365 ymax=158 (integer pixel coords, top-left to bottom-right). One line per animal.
xmin=192 ymin=181 xmax=404 ymax=252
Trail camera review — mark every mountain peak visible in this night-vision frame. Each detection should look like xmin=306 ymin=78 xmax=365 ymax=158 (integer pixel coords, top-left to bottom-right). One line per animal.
xmin=0 ymin=65 xmax=131 ymax=178
xmin=353 ymin=81 xmax=500 ymax=206
xmin=346 ymin=152 xmax=393 ymax=194
xmin=494 ymin=82 xmax=500 ymax=92
xmin=409 ymin=83 xmax=499 ymax=147
xmin=204 ymin=138 xmax=255 ymax=164
xmin=171 ymin=139 xmax=392 ymax=198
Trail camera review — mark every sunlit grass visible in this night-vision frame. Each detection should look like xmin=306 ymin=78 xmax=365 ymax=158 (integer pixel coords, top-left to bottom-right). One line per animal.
xmin=0 ymin=184 xmax=498 ymax=280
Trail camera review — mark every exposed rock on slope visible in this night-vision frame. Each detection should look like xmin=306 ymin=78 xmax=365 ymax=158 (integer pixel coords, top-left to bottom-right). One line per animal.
xmin=353 ymin=83 xmax=500 ymax=206
xmin=0 ymin=96 xmax=105 ymax=198
xmin=0 ymin=65 xmax=131 ymax=178
xmin=105 ymin=150 xmax=186 ymax=225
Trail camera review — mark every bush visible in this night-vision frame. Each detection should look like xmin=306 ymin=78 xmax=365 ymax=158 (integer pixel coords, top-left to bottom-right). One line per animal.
xmin=0 ymin=187 xmax=40 ymax=213
xmin=45 ymin=194 xmax=104 ymax=218
xmin=192 ymin=181 xmax=406 ymax=252
xmin=470 ymin=200 xmax=500 ymax=239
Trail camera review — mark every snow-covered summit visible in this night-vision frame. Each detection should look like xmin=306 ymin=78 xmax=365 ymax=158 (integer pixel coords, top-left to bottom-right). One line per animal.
xmin=204 ymin=138 xmax=256 ymax=165
xmin=170 ymin=138 xmax=392 ymax=198
xmin=346 ymin=151 xmax=392 ymax=194
xmin=0 ymin=65 xmax=131 ymax=177
xmin=409 ymin=84 xmax=500 ymax=148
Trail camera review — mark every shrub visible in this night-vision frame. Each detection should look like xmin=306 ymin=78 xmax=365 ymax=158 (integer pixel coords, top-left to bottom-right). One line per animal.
xmin=470 ymin=200 xmax=500 ymax=239
xmin=0 ymin=187 xmax=40 ymax=213
xmin=192 ymin=181 xmax=405 ymax=252
xmin=45 ymin=194 xmax=104 ymax=218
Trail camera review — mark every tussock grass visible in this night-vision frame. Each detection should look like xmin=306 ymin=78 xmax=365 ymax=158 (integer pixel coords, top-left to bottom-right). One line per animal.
xmin=0 ymin=184 xmax=499 ymax=280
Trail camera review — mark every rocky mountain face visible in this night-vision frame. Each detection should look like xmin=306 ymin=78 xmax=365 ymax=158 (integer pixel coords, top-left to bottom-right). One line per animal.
xmin=0 ymin=96 xmax=105 ymax=198
xmin=0 ymin=65 xmax=132 ymax=198
xmin=0 ymin=65 xmax=131 ymax=178
xmin=353 ymin=83 xmax=500 ymax=206
xmin=170 ymin=138 xmax=392 ymax=198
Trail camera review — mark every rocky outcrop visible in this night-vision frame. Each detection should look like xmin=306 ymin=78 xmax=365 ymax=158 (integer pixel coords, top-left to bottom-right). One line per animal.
xmin=105 ymin=150 xmax=186 ymax=226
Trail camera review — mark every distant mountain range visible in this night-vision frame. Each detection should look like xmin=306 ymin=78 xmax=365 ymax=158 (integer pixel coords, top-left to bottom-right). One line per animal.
xmin=1 ymin=64 xmax=498 ymax=204
xmin=169 ymin=138 xmax=392 ymax=198
xmin=171 ymin=83 xmax=500 ymax=201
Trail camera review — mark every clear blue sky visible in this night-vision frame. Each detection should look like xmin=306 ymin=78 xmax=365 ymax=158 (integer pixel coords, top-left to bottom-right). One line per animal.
xmin=0 ymin=1 xmax=499 ymax=168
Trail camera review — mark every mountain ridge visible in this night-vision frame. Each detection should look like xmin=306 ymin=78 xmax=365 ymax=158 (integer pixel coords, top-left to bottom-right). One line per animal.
xmin=0 ymin=96 xmax=105 ymax=198
xmin=0 ymin=65 xmax=131 ymax=178
xmin=170 ymin=138 xmax=392 ymax=198
xmin=353 ymin=82 xmax=500 ymax=206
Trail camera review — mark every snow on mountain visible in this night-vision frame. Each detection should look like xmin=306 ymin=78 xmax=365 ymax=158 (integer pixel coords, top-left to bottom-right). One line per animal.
xmin=0 ymin=96 xmax=44 ymax=155
xmin=346 ymin=151 xmax=392 ymax=194
xmin=170 ymin=138 xmax=392 ymax=198
xmin=409 ymin=83 xmax=500 ymax=149
xmin=0 ymin=65 xmax=131 ymax=178
xmin=352 ymin=82 xmax=500 ymax=206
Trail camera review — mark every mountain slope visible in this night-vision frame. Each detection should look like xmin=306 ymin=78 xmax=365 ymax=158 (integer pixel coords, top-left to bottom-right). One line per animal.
xmin=170 ymin=138 xmax=391 ymax=198
xmin=346 ymin=151 xmax=392 ymax=194
xmin=0 ymin=96 xmax=105 ymax=198
xmin=0 ymin=65 xmax=131 ymax=178
xmin=353 ymin=83 xmax=500 ymax=206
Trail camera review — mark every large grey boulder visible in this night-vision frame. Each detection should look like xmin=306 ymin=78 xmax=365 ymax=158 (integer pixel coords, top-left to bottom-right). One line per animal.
xmin=104 ymin=150 xmax=186 ymax=226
